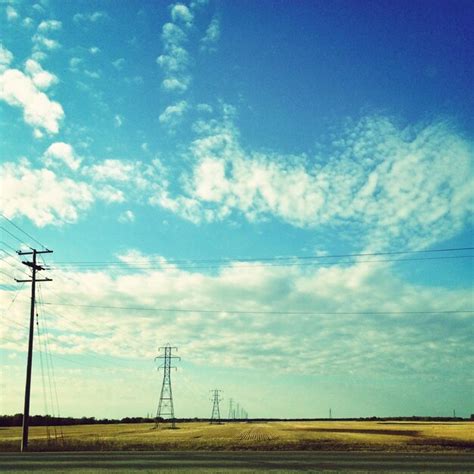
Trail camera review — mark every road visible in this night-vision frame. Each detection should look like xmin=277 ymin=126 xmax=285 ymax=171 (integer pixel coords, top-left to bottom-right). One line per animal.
xmin=1 ymin=451 xmax=474 ymax=472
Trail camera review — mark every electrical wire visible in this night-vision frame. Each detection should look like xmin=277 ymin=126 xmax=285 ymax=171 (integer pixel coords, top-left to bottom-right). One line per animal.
xmin=0 ymin=213 xmax=47 ymax=249
xmin=50 ymin=246 xmax=474 ymax=266
xmin=48 ymin=254 xmax=474 ymax=271
xmin=40 ymin=301 xmax=474 ymax=315
xmin=0 ymin=226 xmax=28 ymax=246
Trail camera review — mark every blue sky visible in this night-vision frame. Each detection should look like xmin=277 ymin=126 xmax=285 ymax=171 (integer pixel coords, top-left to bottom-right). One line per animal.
xmin=1 ymin=0 xmax=473 ymax=419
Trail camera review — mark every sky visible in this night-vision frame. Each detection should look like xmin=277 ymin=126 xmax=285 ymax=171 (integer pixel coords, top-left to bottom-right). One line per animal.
xmin=0 ymin=0 xmax=473 ymax=420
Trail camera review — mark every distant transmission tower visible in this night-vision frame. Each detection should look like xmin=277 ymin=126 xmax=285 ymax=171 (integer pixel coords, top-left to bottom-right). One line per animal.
xmin=210 ymin=389 xmax=223 ymax=424
xmin=155 ymin=344 xmax=180 ymax=428
xmin=228 ymin=398 xmax=233 ymax=420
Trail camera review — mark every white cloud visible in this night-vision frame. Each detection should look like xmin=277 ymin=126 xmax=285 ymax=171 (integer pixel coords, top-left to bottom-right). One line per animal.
xmin=69 ymin=57 xmax=83 ymax=71
xmin=162 ymin=77 xmax=190 ymax=93
xmin=118 ymin=210 xmax=135 ymax=223
xmin=157 ymin=46 xmax=189 ymax=73
xmin=0 ymin=67 xmax=64 ymax=134
xmin=24 ymin=59 xmax=58 ymax=89
xmin=6 ymin=5 xmax=19 ymax=21
xmin=32 ymin=34 xmax=60 ymax=51
xmin=2 ymin=253 xmax=471 ymax=380
xmin=155 ymin=114 xmax=473 ymax=250
xmin=43 ymin=142 xmax=81 ymax=171
xmin=112 ymin=58 xmax=125 ymax=70
xmin=0 ymin=159 xmax=94 ymax=226
xmin=73 ymin=11 xmax=109 ymax=24
xmin=171 ymin=3 xmax=194 ymax=25
xmin=22 ymin=17 xmax=34 ymax=28
xmin=84 ymin=69 xmax=101 ymax=79
xmin=38 ymin=19 xmax=62 ymax=32
xmin=200 ymin=16 xmax=220 ymax=52
xmin=0 ymin=44 xmax=13 ymax=72
xmin=114 ymin=114 xmax=123 ymax=127
xmin=89 ymin=46 xmax=100 ymax=55
xmin=159 ymin=100 xmax=188 ymax=127
xmin=157 ymin=20 xmax=191 ymax=94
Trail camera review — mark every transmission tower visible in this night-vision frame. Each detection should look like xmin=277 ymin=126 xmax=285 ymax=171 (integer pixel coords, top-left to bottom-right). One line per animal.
xmin=228 ymin=398 xmax=233 ymax=420
xmin=210 ymin=389 xmax=223 ymax=424
xmin=15 ymin=248 xmax=53 ymax=452
xmin=155 ymin=344 xmax=180 ymax=428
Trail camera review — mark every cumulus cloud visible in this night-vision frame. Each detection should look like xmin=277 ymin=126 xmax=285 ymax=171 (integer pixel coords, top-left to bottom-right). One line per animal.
xmin=171 ymin=3 xmax=194 ymax=25
xmin=0 ymin=159 xmax=94 ymax=226
xmin=0 ymin=44 xmax=13 ymax=72
xmin=2 ymin=251 xmax=471 ymax=380
xmin=156 ymin=114 xmax=473 ymax=251
xmin=0 ymin=66 xmax=64 ymax=135
xmin=157 ymin=20 xmax=191 ymax=94
xmin=32 ymin=34 xmax=60 ymax=51
xmin=43 ymin=142 xmax=81 ymax=171
xmin=38 ymin=19 xmax=62 ymax=32
xmin=159 ymin=100 xmax=189 ymax=127
xmin=24 ymin=59 xmax=58 ymax=89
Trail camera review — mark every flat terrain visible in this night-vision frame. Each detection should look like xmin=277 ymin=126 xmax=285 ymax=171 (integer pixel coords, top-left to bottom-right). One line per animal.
xmin=2 ymin=451 xmax=474 ymax=473
xmin=0 ymin=421 xmax=473 ymax=453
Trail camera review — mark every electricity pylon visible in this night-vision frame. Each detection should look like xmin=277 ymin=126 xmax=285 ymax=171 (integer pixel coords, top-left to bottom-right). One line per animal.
xmin=210 ymin=389 xmax=223 ymax=424
xmin=155 ymin=344 xmax=180 ymax=428
xmin=15 ymin=248 xmax=53 ymax=452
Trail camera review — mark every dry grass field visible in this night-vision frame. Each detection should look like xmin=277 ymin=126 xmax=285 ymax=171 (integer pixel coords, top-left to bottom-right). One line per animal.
xmin=0 ymin=421 xmax=472 ymax=452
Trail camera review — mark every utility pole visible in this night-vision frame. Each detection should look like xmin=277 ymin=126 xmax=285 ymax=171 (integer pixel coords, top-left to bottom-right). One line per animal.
xmin=329 ymin=408 xmax=332 ymax=419
xmin=228 ymin=398 xmax=233 ymax=420
xmin=15 ymin=248 xmax=53 ymax=452
xmin=155 ymin=344 xmax=180 ymax=429
xmin=210 ymin=389 xmax=223 ymax=424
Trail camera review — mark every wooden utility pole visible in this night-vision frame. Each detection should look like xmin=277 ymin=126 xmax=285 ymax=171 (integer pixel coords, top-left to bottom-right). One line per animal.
xmin=15 ymin=248 xmax=52 ymax=452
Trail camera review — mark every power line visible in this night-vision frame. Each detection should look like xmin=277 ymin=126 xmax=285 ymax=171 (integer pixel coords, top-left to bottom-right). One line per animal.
xmin=0 ymin=241 xmax=21 ymax=254
xmin=0 ymin=226 xmax=28 ymax=246
xmin=0 ymin=213 xmax=47 ymax=249
xmin=39 ymin=302 xmax=474 ymax=315
xmin=50 ymin=246 xmax=474 ymax=266
xmin=47 ymin=255 xmax=474 ymax=272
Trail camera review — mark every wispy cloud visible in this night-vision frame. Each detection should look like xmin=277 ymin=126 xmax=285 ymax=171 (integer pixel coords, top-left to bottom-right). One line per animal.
xmin=200 ymin=16 xmax=220 ymax=53
xmin=159 ymin=100 xmax=189 ymax=127
xmin=118 ymin=210 xmax=135 ymax=223
xmin=73 ymin=11 xmax=109 ymax=24
xmin=151 ymin=111 xmax=473 ymax=251
xmin=6 ymin=5 xmax=19 ymax=21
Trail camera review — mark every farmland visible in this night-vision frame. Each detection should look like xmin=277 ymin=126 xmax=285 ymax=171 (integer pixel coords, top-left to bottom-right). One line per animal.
xmin=0 ymin=421 xmax=472 ymax=452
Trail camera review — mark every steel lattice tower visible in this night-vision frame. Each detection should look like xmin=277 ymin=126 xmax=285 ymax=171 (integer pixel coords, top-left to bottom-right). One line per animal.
xmin=155 ymin=344 xmax=180 ymax=428
xmin=210 ymin=389 xmax=223 ymax=424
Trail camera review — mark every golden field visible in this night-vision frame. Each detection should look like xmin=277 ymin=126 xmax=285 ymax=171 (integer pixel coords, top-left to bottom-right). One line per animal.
xmin=0 ymin=421 xmax=472 ymax=452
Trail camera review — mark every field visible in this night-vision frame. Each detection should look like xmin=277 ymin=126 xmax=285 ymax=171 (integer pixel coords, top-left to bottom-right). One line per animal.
xmin=0 ymin=421 xmax=473 ymax=453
